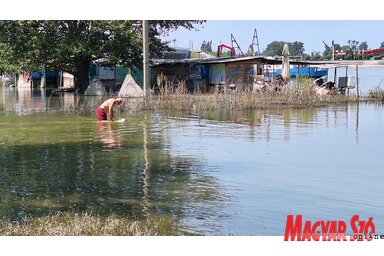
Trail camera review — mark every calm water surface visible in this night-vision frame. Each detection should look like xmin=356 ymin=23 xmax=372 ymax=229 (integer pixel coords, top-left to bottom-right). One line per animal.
xmin=1 ymin=87 xmax=383 ymax=235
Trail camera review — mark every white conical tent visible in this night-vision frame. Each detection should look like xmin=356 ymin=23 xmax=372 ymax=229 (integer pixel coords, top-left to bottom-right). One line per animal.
xmin=118 ymin=74 xmax=144 ymax=97
xmin=84 ymin=77 xmax=108 ymax=96
xmin=281 ymin=43 xmax=290 ymax=82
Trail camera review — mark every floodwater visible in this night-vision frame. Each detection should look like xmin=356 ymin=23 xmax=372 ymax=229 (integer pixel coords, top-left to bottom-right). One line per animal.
xmin=1 ymin=86 xmax=384 ymax=236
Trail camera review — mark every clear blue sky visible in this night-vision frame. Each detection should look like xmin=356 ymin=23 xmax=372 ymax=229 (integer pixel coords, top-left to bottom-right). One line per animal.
xmin=162 ymin=20 xmax=384 ymax=54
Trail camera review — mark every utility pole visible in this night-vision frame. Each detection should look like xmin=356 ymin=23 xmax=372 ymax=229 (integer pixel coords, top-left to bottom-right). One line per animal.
xmin=143 ymin=20 xmax=150 ymax=97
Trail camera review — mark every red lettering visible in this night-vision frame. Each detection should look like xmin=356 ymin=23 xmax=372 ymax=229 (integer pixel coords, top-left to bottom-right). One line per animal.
xmin=328 ymin=221 xmax=337 ymax=241
xmin=302 ymin=221 xmax=312 ymax=241
xmin=284 ymin=215 xmax=302 ymax=241
xmin=350 ymin=215 xmax=359 ymax=241
xmin=321 ymin=221 xmax=330 ymax=241
xmin=284 ymin=216 xmax=350 ymax=242
xmin=311 ymin=221 xmax=321 ymax=241
xmin=337 ymin=221 xmax=347 ymax=241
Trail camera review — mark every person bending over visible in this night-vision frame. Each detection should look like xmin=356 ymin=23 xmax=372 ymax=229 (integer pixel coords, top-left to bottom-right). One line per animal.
xmin=97 ymin=97 xmax=123 ymax=121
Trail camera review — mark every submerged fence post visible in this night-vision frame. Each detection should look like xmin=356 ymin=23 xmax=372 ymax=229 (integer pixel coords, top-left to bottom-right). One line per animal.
xmin=355 ymin=65 xmax=359 ymax=98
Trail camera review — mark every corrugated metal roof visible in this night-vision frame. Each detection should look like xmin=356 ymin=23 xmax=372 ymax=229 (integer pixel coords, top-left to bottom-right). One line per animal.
xmin=151 ymin=56 xmax=281 ymax=66
xmin=151 ymin=56 xmax=384 ymax=68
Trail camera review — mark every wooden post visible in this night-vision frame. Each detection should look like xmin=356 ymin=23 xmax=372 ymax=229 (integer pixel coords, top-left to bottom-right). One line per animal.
xmin=298 ymin=64 xmax=300 ymax=77
xmin=345 ymin=66 xmax=348 ymax=95
xmin=355 ymin=65 xmax=359 ymax=98
xmin=333 ymin=67 xmax=337 ymax=84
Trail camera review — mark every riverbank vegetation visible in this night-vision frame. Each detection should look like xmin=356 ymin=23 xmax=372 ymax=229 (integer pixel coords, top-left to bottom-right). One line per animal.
xmin=69 ymin=80 xmax=383 ymax=115
xmin=367 ymin=87 xmax=384 ymax=102
xmin=117 ymin=81 xmax=363 ymax=113
xmin=0 ymin=212 xmax=179 ymax=236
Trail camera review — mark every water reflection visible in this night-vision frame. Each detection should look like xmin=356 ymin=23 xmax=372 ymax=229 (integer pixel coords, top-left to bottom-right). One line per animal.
xmin=198 ymin=104 xmax=362 ymax=144
xmin=97 ymin=122 xmax=122 ymax=151
xmin=1 ymin=87 xmax=47 ymax=114
xmin=141 ymin=112 xmax=151 ymax=218
xmin=1 ymin=86 xmax=80 ymax=114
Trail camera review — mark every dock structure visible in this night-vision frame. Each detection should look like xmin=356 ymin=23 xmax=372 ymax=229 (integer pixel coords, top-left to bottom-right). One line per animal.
xmin=294 ymin=60 xmax=384 ymax=98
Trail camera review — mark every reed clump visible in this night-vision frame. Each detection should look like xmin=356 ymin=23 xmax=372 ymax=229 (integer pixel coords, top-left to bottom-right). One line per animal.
xmin=367 ymin=87 xmax=384 ymax=102
xmin=0 ymin=212 xmax=179 ymax=236
xmin=123 ymin=81 xmax=359 ymax=112
xmin=50 ymin=78 xmax=368 ymax=114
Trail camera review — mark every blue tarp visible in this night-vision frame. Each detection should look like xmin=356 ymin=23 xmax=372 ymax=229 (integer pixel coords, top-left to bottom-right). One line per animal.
xmin=32 ymin=71 xmax=59 ymax=79
xmin=273 ymin=68 xmax=327 ymax=78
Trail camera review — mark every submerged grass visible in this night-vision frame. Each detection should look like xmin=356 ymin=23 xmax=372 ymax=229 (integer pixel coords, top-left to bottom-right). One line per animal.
xmin=50 ymin=79 xmax=383 ymax=115
xmin=122 ymin=86 xmax=360 ymax=113
xmin=0 ymin=212 xmax=180 ymax=236
xmin=367 ymin=87 xmax=384 ymax=102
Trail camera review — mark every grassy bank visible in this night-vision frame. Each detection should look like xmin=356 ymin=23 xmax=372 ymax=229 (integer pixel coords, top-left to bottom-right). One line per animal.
xmin=0 ymin=213 xmax=179 ymax=236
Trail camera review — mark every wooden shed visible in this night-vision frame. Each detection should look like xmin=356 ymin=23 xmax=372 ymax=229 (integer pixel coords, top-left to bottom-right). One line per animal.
xmin=150 ymin=56 xmax=277 ymax=93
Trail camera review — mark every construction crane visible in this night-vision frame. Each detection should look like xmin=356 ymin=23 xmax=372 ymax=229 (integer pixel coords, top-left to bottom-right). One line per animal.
xmin=217 ymin=44 xmax=236 ymax=57
xmin=323 ymin=40 xmax=335 ymax=60
xmin=322 ymin=41 xmax=331 ymax=51
xmin=248 ymin=28 xmax=260 ymax=56
xmin=216 ymin=34 xmax=244 ymax=57
xmin=231 ymin=34 xmax=244 ymax=56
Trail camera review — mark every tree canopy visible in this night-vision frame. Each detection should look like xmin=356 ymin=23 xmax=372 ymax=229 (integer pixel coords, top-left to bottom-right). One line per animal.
xmin=0 ymin=20 xmax=204 ymax=92
xmin=200 ymin=40 xmax=212 ymax=52
xmin=263 ymin=41 xmax=305 ymax=57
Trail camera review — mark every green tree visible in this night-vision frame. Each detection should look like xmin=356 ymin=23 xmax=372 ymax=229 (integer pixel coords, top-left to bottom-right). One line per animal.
xmin=303 ymin=53 xmax=312 ymax=61
xmin=311 ymin=51 xmax=322 ymax=60
xmin=200 ymin=40 xmax=212 ymax=52
xmin=289 ymin=41 xmax=305 ymax=56
xmin=263 ymin=41 xmax=285 ymax=56
xmin=342 ymin=45 xmax=350 ymax=52
xmin=359 ymin=41 xmax=368 ymax=51
xmin=333 ymin=43 xmax=341 ymax=51
xmin=0 ymin=20 xmax=204 ymax=93
xmin=263 ymin=41 xmax=305 ymax=56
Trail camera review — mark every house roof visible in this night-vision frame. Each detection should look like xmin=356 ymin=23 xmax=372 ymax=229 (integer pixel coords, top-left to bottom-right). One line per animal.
xmin=151 ymin=56 xmax=384 ymax=68
xmin=151 ymin=56 xmax=282 ymax=66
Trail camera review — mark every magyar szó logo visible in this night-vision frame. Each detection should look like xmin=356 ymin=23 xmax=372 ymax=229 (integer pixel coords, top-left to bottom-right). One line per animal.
xmin=284 ymin=215 xmax=377 ymax=241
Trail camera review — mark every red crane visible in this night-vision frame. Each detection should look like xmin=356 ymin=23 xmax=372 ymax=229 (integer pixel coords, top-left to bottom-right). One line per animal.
xmin=217 ymin=44 xmax=236 ymax=57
